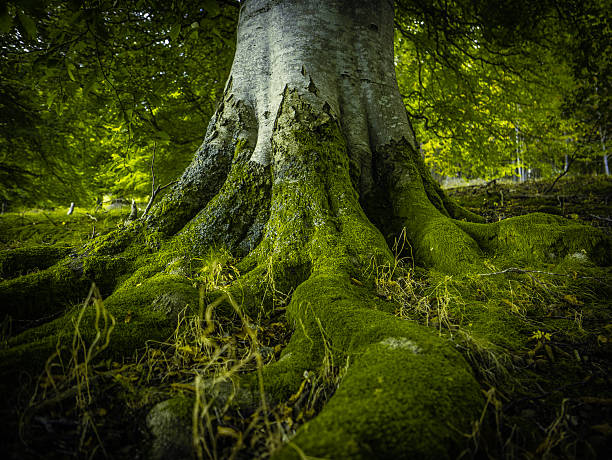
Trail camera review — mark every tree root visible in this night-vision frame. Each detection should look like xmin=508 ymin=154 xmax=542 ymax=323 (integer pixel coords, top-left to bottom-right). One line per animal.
xmin=3 ymin=88 xmax=611 ymax=460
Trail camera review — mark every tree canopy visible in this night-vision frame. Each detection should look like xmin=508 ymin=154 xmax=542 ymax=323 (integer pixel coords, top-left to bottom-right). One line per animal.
xmin=1 ymin=0 xmax=236 ymax=206
xmin=0 ymin=0 xmax=609 ymax=203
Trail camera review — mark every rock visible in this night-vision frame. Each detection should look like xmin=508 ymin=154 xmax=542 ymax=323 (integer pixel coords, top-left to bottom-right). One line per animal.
xmin=146 ymin=396 xmax=193 ymax=460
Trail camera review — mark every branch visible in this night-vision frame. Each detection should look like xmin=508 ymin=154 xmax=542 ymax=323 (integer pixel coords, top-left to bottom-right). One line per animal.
xmin=543 ymin=126 xmax=600 ymax=194
xmin=477 ymin=267 xmax=572 ymax=277
xmin=41 ymin=212 xmax=58 ymax=227
xmin=141 ymin=143 xmax=177 ymax=218
xmin=542 ymin=154 xmax=577 ymax=195
xmin=477 ymin=267 xmax=606 ymax=284
xmin=590 ymin=214 xmax=612 ymax=223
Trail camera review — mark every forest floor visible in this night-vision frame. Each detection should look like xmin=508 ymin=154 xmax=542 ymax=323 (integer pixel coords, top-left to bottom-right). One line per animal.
xmin=1 ymin=174 xmax=611 ymax=459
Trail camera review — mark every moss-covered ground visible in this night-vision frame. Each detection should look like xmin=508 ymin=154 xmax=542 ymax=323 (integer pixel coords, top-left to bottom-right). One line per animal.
xmin=1 ymin=176 xmax=611 ymax=459
xmin=0 ymin=206 xmax=130 ymax=251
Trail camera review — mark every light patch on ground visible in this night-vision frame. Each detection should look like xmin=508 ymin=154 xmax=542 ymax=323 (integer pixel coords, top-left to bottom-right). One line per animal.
xmin=379 ymin=337 xmax=421 ymax=353
xmin=568 ymin=251 xmax=589 ymax=262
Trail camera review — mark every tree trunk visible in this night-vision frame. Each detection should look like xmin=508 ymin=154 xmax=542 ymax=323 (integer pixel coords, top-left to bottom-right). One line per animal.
xmin=602 ymin=128 xmax=609 ymax=176
xmin=141 ymin=3 xmax=488 ymax=453
xmin=1 ymin=1 xmax=610 ymax=459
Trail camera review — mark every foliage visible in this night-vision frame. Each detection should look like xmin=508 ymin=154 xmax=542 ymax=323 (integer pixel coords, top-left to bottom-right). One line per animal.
xmin=1 ymin=1 xmax=609 ymax=207
xmin=0 ymin=0 xmax=237 ymax=208
xmin=394 ymin=0 xmax=611 ymax=180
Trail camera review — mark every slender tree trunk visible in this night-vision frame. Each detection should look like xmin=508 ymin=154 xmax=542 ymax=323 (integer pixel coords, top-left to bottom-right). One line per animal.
xmin=602 ymin=128 xmax=609 ymax=176
xmin=564 ymin=135 xmax=570 ymax=173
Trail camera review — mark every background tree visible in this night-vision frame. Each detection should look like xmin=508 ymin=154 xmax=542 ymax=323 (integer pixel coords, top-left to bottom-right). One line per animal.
xmin=0 ymin=0 xmax=236 ymax=207
xmin=394 ymin=0 xmax=612 ymax=181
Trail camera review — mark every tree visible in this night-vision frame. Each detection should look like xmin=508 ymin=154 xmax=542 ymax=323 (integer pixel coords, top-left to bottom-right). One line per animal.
xmin=1 ymin=1 xmax=610 ymax=458
xmin=0 ymin=0 xmax=235 ymax=207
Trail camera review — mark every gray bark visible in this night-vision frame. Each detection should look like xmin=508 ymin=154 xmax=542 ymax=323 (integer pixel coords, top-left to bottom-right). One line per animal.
xmin=211 ymin=0 xmax=413 ymax=196
xmin=601 ymin=128 xmax=609 ymax=176
xmin=155 ymin=0 xmax=419 ymax=239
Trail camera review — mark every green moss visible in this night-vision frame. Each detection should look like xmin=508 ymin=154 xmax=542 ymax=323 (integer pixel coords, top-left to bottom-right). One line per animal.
xmin=177 ymin=159 xmax=271 ymax=259
xmin=0 ymin=225 xmax=162 ymax=327
xmin=367 ymin=140 xmax=610 ymax=275
xmin=270 ymin=274 xmax=482 ymax=460
xmin=276 ymin=344 xmax=479 ymax=460
xmin=258 ymin=89 xmax=394 ymax=288
xmin=0 ymin=245 xmax=71 ymax=280
xmin=144 ymin=133 xmax=241 ymax=237
xmin=370 ymin=141 xmax=485 ymax=274
xmin=82 ymin=254 xmax=131 ymax=294
xmin=457 ymin=213 xmax=611 ymax=266
xmin=0 ymin=208 xmax=127 ymax=249
xmin=146 ymin=395 xmax=194 ymax=460
xmin=0 ymin=261 xmax=90 ymax=323
xmin=1 ymin=271 xmax=200 ymax=393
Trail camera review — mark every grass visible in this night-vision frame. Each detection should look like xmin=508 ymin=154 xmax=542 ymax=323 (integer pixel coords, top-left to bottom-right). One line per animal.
xmin=0 ymin=206 xmax=130 ymax=250
xmin=3 ymin=175 xmax=612 ymax=459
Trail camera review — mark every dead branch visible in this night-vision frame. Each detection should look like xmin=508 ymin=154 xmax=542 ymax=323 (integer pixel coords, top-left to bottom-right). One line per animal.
xmin=141 ymin=143 xmax=178 ymax=218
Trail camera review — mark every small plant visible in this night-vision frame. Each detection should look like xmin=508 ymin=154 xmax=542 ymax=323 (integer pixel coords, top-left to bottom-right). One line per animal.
xmin=190 ymin=247 xmax=239 ymax=293
xmin=530 ymin=330 xmax=552 ymax=342
xmin=21 ymin=283 xmax=115 ymax=456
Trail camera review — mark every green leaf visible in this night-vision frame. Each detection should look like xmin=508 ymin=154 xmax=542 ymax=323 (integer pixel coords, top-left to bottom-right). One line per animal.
xmin=169 ymin=23 xmax=181 ymax=41
xmin=17 ymin=12 xmax=36 ymax=39
xmin=83 ymin=76 xmax=99 ymax=95
xmin=0 ymin=7 xmax=12 ymax=34
xmin=46 ymin=91 xmax=56 ymax=108
xmin=66 ymin=62 xmax=76 ymax=81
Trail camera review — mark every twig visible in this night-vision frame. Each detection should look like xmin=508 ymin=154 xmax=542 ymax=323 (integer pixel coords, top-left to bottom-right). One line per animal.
xmin=40 ymin=212 xmax=58 ymax=227
xmin=543 ymin=126 xmax=599 ymax=194
xmin=543 ymin=155 xmax=576 ymax=194
xmin=477 ymin=267 xmax=607 ymax=285
xmin=590 ymin=214 xmax=612 ymax=222
xmin=141 ymin=143 xmax=177 ymax=217
xmin=526 ymin=273 xmax=553 ymax=296
xmin=478 ymin=268 xmax=571 ymax=277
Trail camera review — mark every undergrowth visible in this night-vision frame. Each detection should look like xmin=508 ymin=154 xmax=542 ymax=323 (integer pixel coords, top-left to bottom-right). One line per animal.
xmin=5 ymin=176 xmax=612 ymax=459
xmin=0 ymin=207 xmax=130 ymax=251
xmin=14 ymin=247 xmax=338 ymax=459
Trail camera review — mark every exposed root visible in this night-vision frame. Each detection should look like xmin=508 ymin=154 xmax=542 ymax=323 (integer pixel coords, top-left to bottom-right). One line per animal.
xmin=2 ymin=88 xmax=611 ymax=460
xmin=269 ymin=274 xmax=482 ymax=459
